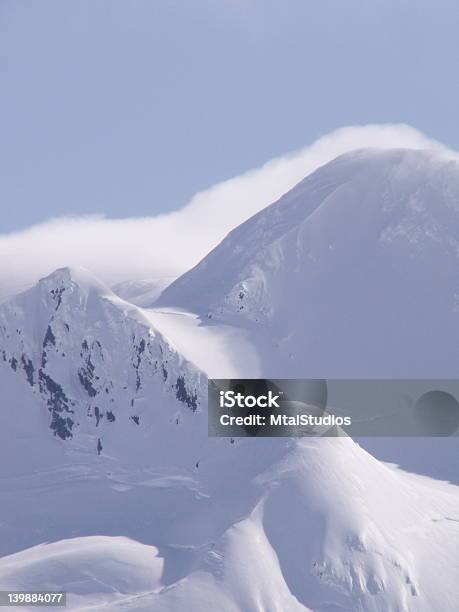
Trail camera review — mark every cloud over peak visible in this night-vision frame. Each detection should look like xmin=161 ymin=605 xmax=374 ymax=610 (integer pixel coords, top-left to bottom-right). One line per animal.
xmin=0 ymin=124 xmax=454 ymax=299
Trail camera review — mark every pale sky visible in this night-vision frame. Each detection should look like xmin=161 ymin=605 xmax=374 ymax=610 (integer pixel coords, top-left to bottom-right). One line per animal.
xmin=1 ymin=0 xmax=459 ymax=232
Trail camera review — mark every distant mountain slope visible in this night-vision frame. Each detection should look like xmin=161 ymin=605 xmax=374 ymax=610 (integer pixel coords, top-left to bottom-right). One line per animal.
xmin=112 ymin=277 xmax=175 ymax=306
xmin=159 ymin=148 xmax=459 ymax=377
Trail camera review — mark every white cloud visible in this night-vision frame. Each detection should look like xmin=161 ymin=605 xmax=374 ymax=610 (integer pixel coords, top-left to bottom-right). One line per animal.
xmin=0 ymin=124 xmax=455 ymax=299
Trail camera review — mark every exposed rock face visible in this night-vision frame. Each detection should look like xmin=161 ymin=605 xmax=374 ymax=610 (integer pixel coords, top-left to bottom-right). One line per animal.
xmin=0 ymin=267 xmax=204 ymax=450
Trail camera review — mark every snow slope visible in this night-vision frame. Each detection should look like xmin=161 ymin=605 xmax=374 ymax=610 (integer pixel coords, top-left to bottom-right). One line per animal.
xmin=160 ymin=148 xmax=459 ymax=377
xmin=1 ymin=149 xmax=459 ymax=611
xmin=0 ymin=537 xmax=164 ymax=611
xmin=0 ymin=437 xmax=458 ymax=611
xmin=143 ymin=308 xmax=261 ymax=378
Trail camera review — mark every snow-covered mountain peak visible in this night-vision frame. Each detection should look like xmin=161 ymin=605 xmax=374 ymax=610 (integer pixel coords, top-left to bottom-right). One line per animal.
xmin=37 ymin=265 xmax=115 ymax=300
xmin=2 ymin=150 xmax=459 ymax=611
xmin=0 ymin=266 xmax=204 ymax=453
xmin=159 ymin=147 xmax=459 ymax=377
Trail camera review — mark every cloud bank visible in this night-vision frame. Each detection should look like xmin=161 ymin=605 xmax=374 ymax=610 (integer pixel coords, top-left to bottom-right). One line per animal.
xmin=0 ymin=124 xmax=455 ymax=299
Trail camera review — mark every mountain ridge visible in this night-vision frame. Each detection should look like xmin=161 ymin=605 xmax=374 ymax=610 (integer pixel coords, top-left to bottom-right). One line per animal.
xmin=1 ymin=149 xmax=459 ymax=610
xmin=159 ymin=147 xmax=459 ymax=377
xmin=0 ymin=265 xmax=203 ymax=449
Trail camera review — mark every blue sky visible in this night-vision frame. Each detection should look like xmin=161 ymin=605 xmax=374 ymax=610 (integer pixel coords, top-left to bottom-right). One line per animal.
xmin=1 ymin=0 xmax=459 ymax=232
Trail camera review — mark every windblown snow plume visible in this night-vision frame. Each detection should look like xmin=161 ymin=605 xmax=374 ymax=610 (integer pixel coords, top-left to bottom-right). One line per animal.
xmin=0 ymin=124 xmax=454 ymax=299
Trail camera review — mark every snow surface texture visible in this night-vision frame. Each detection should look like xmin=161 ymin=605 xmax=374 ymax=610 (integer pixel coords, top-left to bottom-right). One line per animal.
xmin=0 ymin=149 xmax=459 ymax=611
xmin=161 ymin=148 xmax=459 ymax=377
